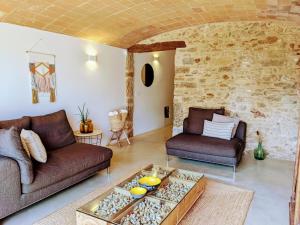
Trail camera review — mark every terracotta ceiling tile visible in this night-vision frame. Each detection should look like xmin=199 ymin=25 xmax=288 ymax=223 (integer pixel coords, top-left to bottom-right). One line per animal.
xmin=0 ymin=0 xmax=300 ymax=48
xmin=0 ymin=3 xmax=15 ymax=15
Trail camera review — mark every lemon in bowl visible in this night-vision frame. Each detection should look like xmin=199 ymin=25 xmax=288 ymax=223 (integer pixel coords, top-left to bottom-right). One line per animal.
xmin=130 ymin=187 xmax=147 ymax=199
xmin=138 ymin=176 xmax=161 ymax=191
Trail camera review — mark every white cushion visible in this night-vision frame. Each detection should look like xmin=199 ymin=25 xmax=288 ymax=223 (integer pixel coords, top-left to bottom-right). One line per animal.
xmin=212 ymin=113 xmax=240 ymax=138
xmin=20 ymin=129 xmax=47 ymax=163
xmin=202 ymin=120 xmax=234 ymax=140
xmin=20 ymin=137 xmax=31 ymax=158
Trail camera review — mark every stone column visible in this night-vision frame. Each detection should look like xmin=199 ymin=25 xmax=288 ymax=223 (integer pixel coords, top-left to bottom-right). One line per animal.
xmin=125 ymin=51 xmax=134 ymax=137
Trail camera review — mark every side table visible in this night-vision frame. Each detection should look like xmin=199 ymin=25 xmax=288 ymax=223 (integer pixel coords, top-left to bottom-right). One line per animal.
xmin=74 ymin=129 xmax=103 ymax=146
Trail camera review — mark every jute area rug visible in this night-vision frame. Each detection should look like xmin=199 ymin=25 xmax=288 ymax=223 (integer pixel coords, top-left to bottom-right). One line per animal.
xmin=34 ymin=178 xmax=253 ymax=225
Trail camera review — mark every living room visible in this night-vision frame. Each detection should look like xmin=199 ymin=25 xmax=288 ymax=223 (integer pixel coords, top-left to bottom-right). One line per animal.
xmin=0 ymin=1 xmax=300 ymax=225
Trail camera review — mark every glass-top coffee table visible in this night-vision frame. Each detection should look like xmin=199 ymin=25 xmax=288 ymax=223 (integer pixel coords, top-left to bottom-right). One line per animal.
xmin=76 ymin=164 xmax=207 ymax=225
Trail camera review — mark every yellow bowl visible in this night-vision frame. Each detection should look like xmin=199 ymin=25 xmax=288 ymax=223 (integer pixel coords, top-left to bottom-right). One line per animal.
xmin=139 ymin=176 xmax=161 ymax=186
xmin=130 ymin=187 xmax=147 ymax=199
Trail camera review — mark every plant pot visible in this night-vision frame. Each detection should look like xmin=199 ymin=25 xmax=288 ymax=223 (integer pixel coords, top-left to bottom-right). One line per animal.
xmin=86 ymin=119 xmax=93 ymax=133
xmin=80 ymin=122 xmax=85 ymax=133
xmin=84 ymin=124 xmax=89 ymax=133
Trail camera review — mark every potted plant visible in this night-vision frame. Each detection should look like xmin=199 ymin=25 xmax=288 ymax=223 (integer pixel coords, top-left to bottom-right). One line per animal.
xmin=78 ymin=104 xmax=93 ymax=133
xmin=254 ymin=131 xmax=266 ymax=160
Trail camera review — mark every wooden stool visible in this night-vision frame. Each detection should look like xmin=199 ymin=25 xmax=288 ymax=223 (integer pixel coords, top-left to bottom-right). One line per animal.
xmin=108 ymin=128 xmax=131 ymax=147
xmin=108 ymin=109 xmax=130 ymax=147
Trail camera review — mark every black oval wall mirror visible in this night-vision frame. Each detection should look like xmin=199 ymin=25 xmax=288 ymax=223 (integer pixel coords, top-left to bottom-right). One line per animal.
xmin=141 ymin=63 xmax=154 ymax=87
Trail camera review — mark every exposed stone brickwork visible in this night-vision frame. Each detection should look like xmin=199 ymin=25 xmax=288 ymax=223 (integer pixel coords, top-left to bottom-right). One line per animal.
xmin=141 ymin=21 xmax=300 ymax=160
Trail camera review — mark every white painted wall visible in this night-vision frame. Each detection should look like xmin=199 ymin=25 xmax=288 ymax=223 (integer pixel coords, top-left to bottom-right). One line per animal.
xmin=134 ymin=51 xmax=175 ymax=135
xmin=0 ymin=23 xmax=126 ymax=144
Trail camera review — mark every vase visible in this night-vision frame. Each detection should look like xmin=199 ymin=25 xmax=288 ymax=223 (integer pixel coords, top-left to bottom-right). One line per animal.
xmin=84 ymin=124 xmax=89 ymax=133
xmin=254 ymin=142 xmax=266 ymax=160
xmin=87 ymin=119 xmax=94 ymax=133
xmin=80 ymin=121 xmax=85 ymax=133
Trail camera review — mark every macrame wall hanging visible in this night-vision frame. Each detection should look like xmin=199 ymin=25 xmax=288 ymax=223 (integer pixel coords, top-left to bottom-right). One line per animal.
xmin=26 ymin=39 xmax=56 ymax=104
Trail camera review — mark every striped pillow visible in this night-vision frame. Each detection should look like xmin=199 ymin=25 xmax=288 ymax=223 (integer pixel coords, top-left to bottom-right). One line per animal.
xmin=212 ymin=113 xmax=240 ymax=138
xmin=202 ymin=120 xmax=234 ymax=140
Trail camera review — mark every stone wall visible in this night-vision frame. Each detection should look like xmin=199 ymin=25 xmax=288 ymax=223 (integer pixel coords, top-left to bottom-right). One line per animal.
xmin=141 ymin=21 xmax=300 ymax=160
xmin=125 ymin=51 xmax=134 ymax=137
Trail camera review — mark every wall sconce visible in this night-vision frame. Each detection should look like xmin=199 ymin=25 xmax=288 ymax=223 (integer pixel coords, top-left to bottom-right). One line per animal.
xmin=153 ymin=54 xmax=159 ymax=61
xmin=86 ymin=54 xmax=98 ymax=70
xmin=153 ymin=54 xmax=159 ymax=64
xmin=87 ymin=54 xmax=98 ymax=63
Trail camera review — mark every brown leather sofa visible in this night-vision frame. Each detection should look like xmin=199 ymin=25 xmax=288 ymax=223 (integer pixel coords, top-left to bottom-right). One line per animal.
xmin=0 ymin=110 xmax=113 ymax=219
xmin=166 ymin=108 xmax=246 ymax=170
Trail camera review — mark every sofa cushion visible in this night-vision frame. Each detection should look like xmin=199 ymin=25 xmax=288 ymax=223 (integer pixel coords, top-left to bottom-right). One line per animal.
xmin=0 ymin=127 xmax=34 ymax=184
xmin=167 ymin=148 xmax=242 ymax=166
xmin=202 ymin=120 xmax=234 ymax=140
xmin=166 ymin=133 xmax=242 ymax=158
xmin=212 ymin=113 xmax=240 ymax=138
xmin=0 ymin=117 xmax=31 ymax=131
xmin=186 ymin=108 xmax=224 ymax=135
xmin=22 ymin=143 xmax=113 ymax=193
xmin=31 ymin=110 xmax=76 ymax=151
xmin=20 ymin=129 xmax=47 ymax=163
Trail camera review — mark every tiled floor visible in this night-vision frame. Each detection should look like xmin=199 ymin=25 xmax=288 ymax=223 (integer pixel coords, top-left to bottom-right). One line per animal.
xmin=1 ymin=127 xmax=294 ymax=225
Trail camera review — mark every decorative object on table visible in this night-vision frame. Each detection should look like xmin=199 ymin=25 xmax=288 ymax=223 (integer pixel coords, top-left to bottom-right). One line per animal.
xmin=130 ymin=187 xmax=147 ymax=199
xmin=27 ymin=39 xmax=56 ymax=104
xmin=94 ymin=190 xmax=134 ymax=218
xmin=74 ymin=129 xmax=103 ymax=146
xmin=153 ymin=180 xmax=193 ymax=203
xmin=108 ymin=109 xmax=130 ymax=147
xmin=138 ymin=176 xmax=161 ymax=191
xmin=78 ymin=104 xmax=93 ymax=133
xmin=108 ymin=110 xmax=123 ymax=131
xmin=86 ymin=119 xmax=94 ymax=133
xmin=254 ymin=130 xmax=266 ymax=160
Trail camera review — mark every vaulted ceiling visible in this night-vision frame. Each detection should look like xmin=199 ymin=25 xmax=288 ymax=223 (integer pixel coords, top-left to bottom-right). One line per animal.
xmin=0 ymin=0 xmax=300 ymax=48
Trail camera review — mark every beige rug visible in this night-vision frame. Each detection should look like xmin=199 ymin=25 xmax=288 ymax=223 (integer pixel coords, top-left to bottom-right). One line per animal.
xmin=34 ymin=179 xmax=253 ymax=225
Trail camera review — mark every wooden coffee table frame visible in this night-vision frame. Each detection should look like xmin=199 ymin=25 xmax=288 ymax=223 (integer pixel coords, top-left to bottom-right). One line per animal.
xmin=76 ymin=165 xmax=207 ymax=225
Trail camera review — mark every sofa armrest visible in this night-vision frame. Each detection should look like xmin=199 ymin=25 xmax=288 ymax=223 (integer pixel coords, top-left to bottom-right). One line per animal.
xmin=235 ymin=121 xmax=247 ymax=143
xmin=0 ymin=156 xmax=22 ymax=219
xmin=183 ymin=118 xmax=189 ymax=133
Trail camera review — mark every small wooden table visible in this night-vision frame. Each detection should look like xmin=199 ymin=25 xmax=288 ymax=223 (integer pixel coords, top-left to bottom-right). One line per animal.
xmin=74 ymin=129 xmax=103 ymax=146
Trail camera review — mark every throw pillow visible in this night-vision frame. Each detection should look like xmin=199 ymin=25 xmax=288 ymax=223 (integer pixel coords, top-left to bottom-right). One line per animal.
xmin=186 ymin=107 xmax=225 ymax=134
xmin=212 ymin=113 xmax=240 ymax=138
xmin=21 ymin=129 xmax=47 ymax=163
xmin=20 ymin=136 xmax=31 ymax=157
xmin=202 ymin=120 xmax=234 ymax=140
xmin=31 ymin=110 xmax=76 ymax=151
xmin=0 ymin=127 xmax=34 ymax=184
